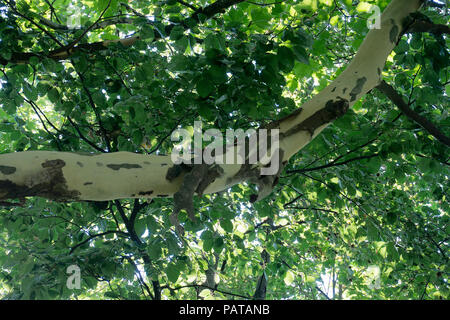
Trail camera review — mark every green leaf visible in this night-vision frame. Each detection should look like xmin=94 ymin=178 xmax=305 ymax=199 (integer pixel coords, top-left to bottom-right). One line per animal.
xmin=169 ymin=26 xmax=184 ymax=41
xmin=204 ymin=34 xmax=226 ymax=52
xmin=284 ymin=270 xmax=295 ymax=286
xmin=141 ymin=27 xmax=155 ymax=41
xmin=196 ymin=78 xmax=215 ymax=98
xmin=220 ymin=219 xmax=233 ymax=233
xmin=367 ymin=223 xmax=379 ymax=241
xmin=251 ymin=8 xmax=271 ymax=29
xmin=208 ymin=65 xmax=228 ymax=84
xmin=47 ymin=88 xmax=60 ymax=103
xmin=167 ymin=263 xmax=180 ymax=282
xmin=277 ymin=46 xmax=295 ymax=72
xmin=203 ymin=239 xmax=214 ymax=252
xmin=135 ymin=218 xmax=146 ymax=237
xmin=292 ymin=45 xmax=309 ymax=64
xmin=384 ymin=211 xmax=396 ymax=225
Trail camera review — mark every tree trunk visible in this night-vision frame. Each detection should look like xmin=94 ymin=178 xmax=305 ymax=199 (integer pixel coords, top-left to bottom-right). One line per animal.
xmin=0 ymin=0 xmax=424 ymax=202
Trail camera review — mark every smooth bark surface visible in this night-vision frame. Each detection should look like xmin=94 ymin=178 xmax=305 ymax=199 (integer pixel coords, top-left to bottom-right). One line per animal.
xmin=0 ymin=0 xmax=425 ymax=202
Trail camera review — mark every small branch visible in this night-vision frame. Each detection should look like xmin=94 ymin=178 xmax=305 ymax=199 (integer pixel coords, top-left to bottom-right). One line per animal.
xmin=246 ymin=1 xmax=287 ymax=7
xmin=63 ymin=0 xmax=112 ymax=52
xmin=114 ymin=200 xmax=161 ymax=300
xmin=22 ymin=95 xmax=65 ymax=136
xmin=176 ymin=0 xmax=199 ymax=11
xmin=424 ymin=1 xmax=447 ymax=9
xmin=148 ymin=118 xmax=186 ymax=154
xmin=129 ymin=198 xmax=151 ymax=226
xmin=120 ymin=2 xmax=146 ymax=18
xmin=283 ymin=193 xmax=304 ymax=208
xmin=416 ymin=153 xmax=450 ymax=166
xmin=0 ymin=200 xmax=25 ymax=207
xmin=315 ymin=285 xmax=332 ymax=300
xmin=426 ymin=235 xmax=448 ymax=261
xmin=288 ymin=154 xmax=379 ymax=174
xmin=164 ymin=284 xmax=252 ymax=299
xmin=285 ymin=206 xmax=339 ymax=215
xmin=66 ymin=116 xmax=107 ymax=153
xmin=69 ymin=230 xmax=129 ymax=254
xmin=420 ymin=279 xmax=429 ymax=300
xmin=123 ymin=255 xmax=154 ymax=299
xmin=191 ymin=0 xmax=246 ymax=22
xmin=2 ymin=0 xmax=243 ymax=65
xmin=72 ymin=66 xmax=112 ymax=151
xmin=25 ymin=99 xmax=63 ymax=150
xmin=376 ymin=81 xmax=450 ymax=147
xmin=38 ymin=15 xmax=136 ymax=31
xmin=406 ymin=20 xmax=450 ymax=35
xmin=4 ymin=0 xmax=65 ymax=47
xmin=44 ymin=0 xmax=62 ymax=24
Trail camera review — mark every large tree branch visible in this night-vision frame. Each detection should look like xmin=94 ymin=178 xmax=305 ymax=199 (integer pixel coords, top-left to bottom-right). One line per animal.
xmin=376 ymin=80 xmax=450 ymax=147
xmin=0 ymin=0 xmax=427 ymax=204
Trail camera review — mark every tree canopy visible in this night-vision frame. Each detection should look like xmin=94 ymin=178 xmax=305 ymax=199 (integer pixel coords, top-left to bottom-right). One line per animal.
xmin=0 ymin=0 xmax=448 ymax=300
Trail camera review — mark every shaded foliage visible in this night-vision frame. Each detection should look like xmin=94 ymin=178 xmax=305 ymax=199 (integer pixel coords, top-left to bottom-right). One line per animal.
xmin=0 ymin=0 xmax=448 ymax=300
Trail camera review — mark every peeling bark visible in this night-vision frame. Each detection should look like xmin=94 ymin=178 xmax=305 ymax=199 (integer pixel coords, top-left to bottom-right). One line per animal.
xmin=0 ymin=0 xmax=425 ymax=206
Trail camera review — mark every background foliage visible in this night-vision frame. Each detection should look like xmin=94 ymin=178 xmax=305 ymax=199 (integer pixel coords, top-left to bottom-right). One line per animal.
xmin=0 ymin=0 xmax=448 ymax=300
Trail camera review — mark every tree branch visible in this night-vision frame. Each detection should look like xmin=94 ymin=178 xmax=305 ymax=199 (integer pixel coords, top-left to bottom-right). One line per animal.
xmin=175 ymin=0 xmax=198 ymax=11
xmin=114 ymin=200 xmax=161 ymax=300
xmin=376 ymin=80 xmax=450 ymax=147
xmin=1 ymin=0 xmax=244 ymax=65
xmin=123 ymin=255 xmax=155 ymax=299
xmin=72 ymin=66 xmax=112 ymax=152
xmin=164 ymin=283 xmax=252 ymax=299
xmin=66 ymin=116 xmax=107 ymax=153
xmin=406 ymin=20 xmax=450 ymax=35
xmin=287 ymin=154 xmax=379 ymax=175
xmin=62 ymin=0 xmax=112 ymax=53
xmin=69 ymin=230 xmax=129 ymax=254
xmin=246 ymin=0 xmax=286 ymax=6
xmin=4 ymin=0 xmax=65 ymax=47
xmin=191 ymin=0 xmax=245 ymax=22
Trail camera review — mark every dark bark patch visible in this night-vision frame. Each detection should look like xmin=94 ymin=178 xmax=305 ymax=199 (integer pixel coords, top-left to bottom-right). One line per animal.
xmin=282 ymin=98 xmax=349 ymax=138
xmin=83 ymin=182 xmax=93 ymax=186
xmin=349 ymin=77 xmax=367 ymax=102
xmin=331 ymin=87 xmax=336 ymax=92
xmin=390 ymin=19 xmax=399 ymax=43
xmin=166 ymin=163 xmax=192 ymax=181
xmin=0 ymin=160 xmax=80 ymax=201
xmin=76 ymin=161 xmax=84 ymax=168
xmin=42 ymin=159 xmax=65 ymax=169
xmin=158 ymin=194 xmax=168 ymax=197
xmin=161 ymin=163 xmax=168 ymax=167
xmin=342 ymin=88 xmax=347 ymax=94
xmin=0 ymin=165 xmax=16 ymax=175
xmin=138 ymin=190 xmax=154 ymax=196
xmin=106 ymin=163 xmax=142 ymax=170
xmin=264 ymin=107 xmax=303 ymax=130
xmin=96 ymin=162 xmax=104 ymax=167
